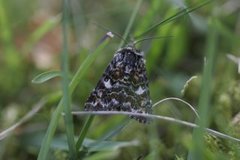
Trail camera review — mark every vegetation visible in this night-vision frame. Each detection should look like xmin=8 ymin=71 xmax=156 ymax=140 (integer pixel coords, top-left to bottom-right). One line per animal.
xmin=0 ymin=0 xmax=240 ymax=159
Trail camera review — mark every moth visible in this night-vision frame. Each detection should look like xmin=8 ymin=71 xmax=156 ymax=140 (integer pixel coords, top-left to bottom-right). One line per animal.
xmin=84 ymin=44 xmax=152 ymax=123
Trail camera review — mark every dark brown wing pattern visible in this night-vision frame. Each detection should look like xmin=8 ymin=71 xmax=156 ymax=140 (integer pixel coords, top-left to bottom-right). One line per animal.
xmin=84 ymin=46 xmax=152 ymax=123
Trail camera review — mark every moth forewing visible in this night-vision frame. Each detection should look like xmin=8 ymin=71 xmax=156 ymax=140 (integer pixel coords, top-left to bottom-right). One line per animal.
xmin=84 ymin=45 xmax=152 ymax=123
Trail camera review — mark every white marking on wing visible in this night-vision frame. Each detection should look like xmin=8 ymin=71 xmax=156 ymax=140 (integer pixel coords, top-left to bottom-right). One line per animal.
xmin=104 ymin=79 xmax=112 ymax=89
xmin=125 ymin=66 xmax=131 ymax=73
xmin=135 ymin=86 xmax=145 ymax=95
xmin=112 ymin=98 xmax=119 ymax=105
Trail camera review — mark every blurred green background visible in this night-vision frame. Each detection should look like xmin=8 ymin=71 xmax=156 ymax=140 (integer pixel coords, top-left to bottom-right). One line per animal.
xmin=0 ymin=0 xmax=240 ymax=159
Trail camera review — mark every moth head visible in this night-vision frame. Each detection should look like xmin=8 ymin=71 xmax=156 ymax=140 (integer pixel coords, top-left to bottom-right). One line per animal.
xmin=125 ymin=43 xmax=144 ymax=56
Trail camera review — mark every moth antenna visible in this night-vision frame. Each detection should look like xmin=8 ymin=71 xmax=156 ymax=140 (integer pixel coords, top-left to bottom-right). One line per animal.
xmin=97 ymin=31 xmax=115 ymax=47
xmin=91 ymin=21 xmax=128 ymax=45
xmin=133 ymin=36 xmax=174 ymax=45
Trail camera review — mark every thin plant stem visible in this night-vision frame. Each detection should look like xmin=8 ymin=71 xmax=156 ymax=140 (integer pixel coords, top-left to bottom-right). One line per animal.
xmin=118 ymin=0 xmax=143 ymax=48
xmin=153 ymin=97 xmax=199 ymax=118
xmin=72 ymin=111 xmax=240 ymax=143
xmin=61 ymin=0 xmax=77 ymax=158
xmin=136 ymin=0 xmax=212 ymax=38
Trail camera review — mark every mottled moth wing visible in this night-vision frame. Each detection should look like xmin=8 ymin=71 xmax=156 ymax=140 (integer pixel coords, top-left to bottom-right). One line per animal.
xmin=84 ymin=46 xmax=152 ymax=123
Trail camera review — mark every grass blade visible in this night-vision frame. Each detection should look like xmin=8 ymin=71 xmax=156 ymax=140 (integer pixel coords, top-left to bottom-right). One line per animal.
xmin=72 ymin=111 xmax=240 ymax=143
xmin=136 ymin=0 xmax=212 ymax=38
xmin=188 ymin=18 xmax=218 ymax=160
xmin=76 ymin=115 xmax=94 ymax=151
xmin=0 ymin=99 xmax=46 ymax=140
xmin=37 ymin=35 xmax=112 ymax=160
xmin=61 ymin=0 xmax=77 ymax=158
xmin=23 ymin=15 xmax=60 ymax=54
xmin=118 ymin=0 xmax=143 ymax=48
xmin=32 ymin=71 xmax=61 ymax=84
xmin=85 ymin=119 xmax=130 ymax=151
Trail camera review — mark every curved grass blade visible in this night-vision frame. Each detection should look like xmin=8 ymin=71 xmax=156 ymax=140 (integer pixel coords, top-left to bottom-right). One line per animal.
xmin=32 ymin=71 xmax=61 ymax=84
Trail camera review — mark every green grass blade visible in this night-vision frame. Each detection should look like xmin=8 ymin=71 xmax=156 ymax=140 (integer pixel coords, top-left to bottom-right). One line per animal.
xmin=84 ymin=119 xmax=129 ymax=151
xmin=118 ymin=0 xmax=143 ymax=48
xmin=37 ymin=98 xmax=63 ymax=160
xmin=134 ymin=0 xmax=162 ymax=37
xmin=61 ymin=0 xmax=77 ymax=158
xmin=0 ymin=0 xmax=20 ymax=64
xmin=188 ymin=18 xmax=218 ymax=160
xmin=76 ymin=115 xmax=95 ymax=151
xmin=37 ymin=35 xmax=112 ymax=160
xmin=32 ymin=71 xmax=61 ymax=84
xmin=69 ymin=37 xmax=111 ymax=94
xmin=23 ymin=15 xmax=60 ymax=54
xmin=136 ymin=0 xmax=212 ymax=38
xmin=97 ymin=119 xmax=129 ymax=141
xmin=0 ymin=0 xmax=13 ymax=47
